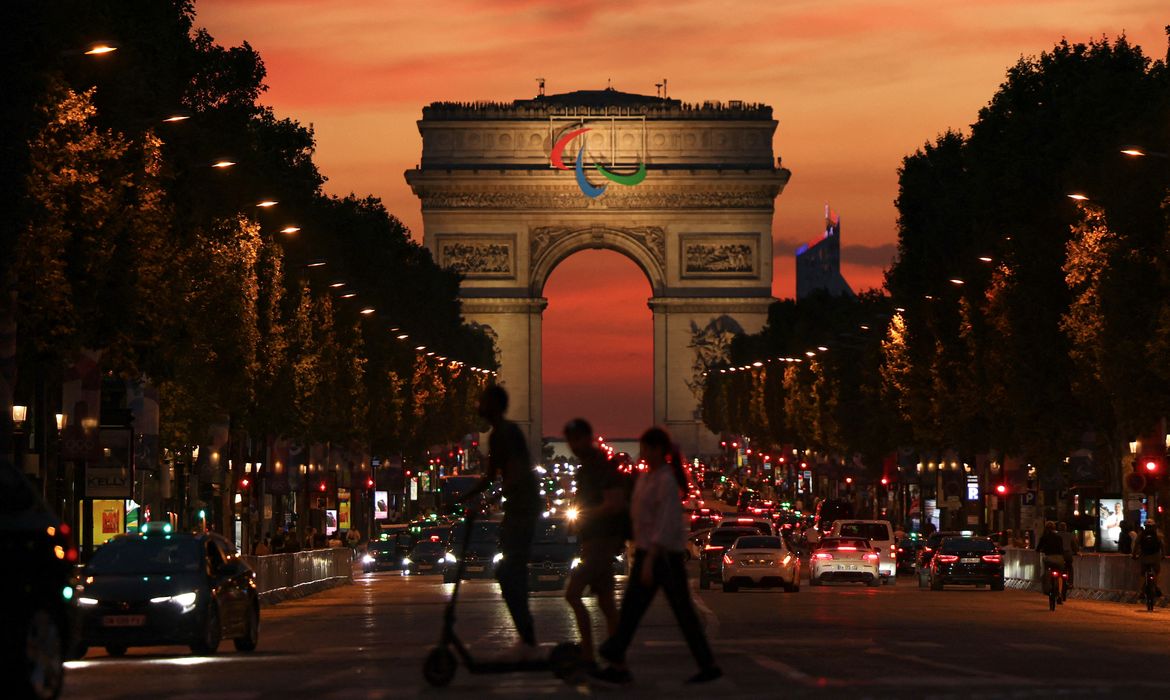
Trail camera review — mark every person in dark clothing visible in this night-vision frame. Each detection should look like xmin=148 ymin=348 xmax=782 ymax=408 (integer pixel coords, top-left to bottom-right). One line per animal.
xmin=1035 ymin=521 xmax=1066 ymax=599
xmin=594 ymin=427 xmax=721 ymax=686
xmin=1132 ymin=520 xmax=1164 ymax=598
xmin=563 ymin=418 xmax=628 ymax=667
xmin=1117 ymin=521 xmax=1134 ymax=554
xmin=465 ymin=385 xmax=541 ymax=659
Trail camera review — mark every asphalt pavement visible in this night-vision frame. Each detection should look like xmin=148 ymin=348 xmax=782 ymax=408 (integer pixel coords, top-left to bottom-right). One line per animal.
xmin=63 ymin=565 xmax=1170 ymax=699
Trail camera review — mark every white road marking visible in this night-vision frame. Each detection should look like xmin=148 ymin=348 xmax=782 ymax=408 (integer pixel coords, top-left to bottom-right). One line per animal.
xmin=690 ymin=582 xmax=720 ymax=639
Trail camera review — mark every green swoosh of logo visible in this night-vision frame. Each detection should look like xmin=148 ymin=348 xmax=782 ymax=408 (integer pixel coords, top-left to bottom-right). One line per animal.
xmin=594 ymin=161 xmax=647 ymax=186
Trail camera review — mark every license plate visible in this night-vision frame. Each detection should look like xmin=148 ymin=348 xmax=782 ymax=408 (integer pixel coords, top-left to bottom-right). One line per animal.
xmin=103 ymin=615 xmax=145 ymax=627
xmin=838 ymin=564 xmax=857 ymax=571
xmin=418 ymin=564 xmax=432 ymax=570
xmin=538 ymin=575 xmax=559 ymax=581
xmin=961 ymin=558 xmax=980 ymax=564
xmin=466 ymin=566 xmax=484 ymax=573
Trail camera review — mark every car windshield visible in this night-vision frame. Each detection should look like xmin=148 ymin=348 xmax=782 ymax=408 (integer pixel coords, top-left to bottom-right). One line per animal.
xmin=87 ymin=536 xmax=203 ymax=574
xmin=837 ymin=523 xmax=891 ymax=541
xmin=820 ymin=538 xmax=869 ymax=550
xmin=927 ymin=532 xmax=960 ymax=548
xmin=452 ymin=522 xmax=499 ymax=544
xmin=710 ymin=529 xmax=757 ymax=547
xmin=535 ymin=520 xmax=572 ymax=544
xmin=735 ymin=536 xmax=782 ymax=549
xmin=369 ymin=540 xmax=400 ymax=553
xmin=412 ymin=541 xmax=445 ymax=554
xmin=941 ymin=538 xmax=996 ymax=552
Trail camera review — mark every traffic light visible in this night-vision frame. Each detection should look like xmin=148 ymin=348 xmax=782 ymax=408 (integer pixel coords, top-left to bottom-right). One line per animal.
xmin=995 ymin=483 xmax=1007 ymax=495
xmin=239 ymin=477 xmax=250 ymax=489
xmin=1144 ymin=458 xmax=1160 ymax=474
xmin=366 ymin=477 xmax=375 ymax=489
xmin=318 ymin=481 xmax=327 ymax=492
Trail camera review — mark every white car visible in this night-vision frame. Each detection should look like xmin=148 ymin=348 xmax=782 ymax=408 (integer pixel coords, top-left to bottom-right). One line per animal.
xmin=828 ymin=519 xmax=897 ymax=584
xmin=720 ymin=535 xmax=800 ymax=593
xmin=809 ymin=537 xmax=881 ymax=586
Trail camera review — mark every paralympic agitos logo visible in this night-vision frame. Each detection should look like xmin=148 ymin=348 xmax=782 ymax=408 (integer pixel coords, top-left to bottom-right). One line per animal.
xmin=550 ymin=127 xmax=647 ymax=198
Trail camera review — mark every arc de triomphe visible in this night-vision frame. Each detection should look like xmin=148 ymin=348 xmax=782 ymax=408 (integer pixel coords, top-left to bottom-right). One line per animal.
xmin=405 ymin=88 xmax=790 ymax=458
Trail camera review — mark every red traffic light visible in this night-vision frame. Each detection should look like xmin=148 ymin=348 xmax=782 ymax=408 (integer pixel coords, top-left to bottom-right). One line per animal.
xmin=1145 ymin=459 xmax=1159 ymax=473
xmin=880 ymin=477 xmax=889 ymax=486
xmin=240 ymin=478 xmax=250 ymax=489
xmin=366 ymin=477 xmax=375 ymax=488
xmin=318 ymin=481 xmax=326 ymax=492
xmin=995 ymin=484 xmax=1007 ymax=495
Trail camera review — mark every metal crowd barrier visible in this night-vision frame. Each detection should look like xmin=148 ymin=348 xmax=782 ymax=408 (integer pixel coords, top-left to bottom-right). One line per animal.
xmin=242 ymin=548 xmax=353 ymax=599
xmin=1003 ymin=548 xmax=1169 ymax=597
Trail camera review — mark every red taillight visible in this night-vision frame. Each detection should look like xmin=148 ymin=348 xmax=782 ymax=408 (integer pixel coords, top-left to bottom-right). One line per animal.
xmin=936 ymin=554 xmax=959 ymax=564
xmin=897 ymin=548 xmax=904 ymax=553
xmin=837 ymin=546 xmax=857 ymax=551
xmin=865 ymin=553 xmax=880 ymax=562
xmin=923 ymin=547 xmax=933 ymax=552
xmin=723 ymin=554 xmax=734 ymax=566
xmin=691 ymin=514 xmax=699 ymax=520
xmin=814 ymin=552 xmax=833 ymax=560
xmin=704 ymin=545 xmax=724 ymax=552
xmin=981 ymin=554 xmax=1002 ymax=563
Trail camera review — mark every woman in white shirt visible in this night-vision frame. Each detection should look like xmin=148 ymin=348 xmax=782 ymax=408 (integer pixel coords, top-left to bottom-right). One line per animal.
xmin=594 ymin=427 xmax=721 ymax=685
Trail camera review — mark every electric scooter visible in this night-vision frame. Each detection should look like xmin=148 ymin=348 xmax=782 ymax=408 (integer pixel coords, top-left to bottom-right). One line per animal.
xmin=422 ymin=506 xmax=580 ymax=687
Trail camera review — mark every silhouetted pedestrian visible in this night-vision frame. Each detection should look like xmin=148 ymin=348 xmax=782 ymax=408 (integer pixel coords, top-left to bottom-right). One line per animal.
xmin=594 ymin=427 xmax=721 ymax=685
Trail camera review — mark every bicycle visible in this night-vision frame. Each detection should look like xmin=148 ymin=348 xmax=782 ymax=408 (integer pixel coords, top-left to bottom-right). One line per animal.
xmin=1141 ymin=563 xmax=1158 ymax=613
xmin=1043 ymin=561 xmax=1066 ymax=612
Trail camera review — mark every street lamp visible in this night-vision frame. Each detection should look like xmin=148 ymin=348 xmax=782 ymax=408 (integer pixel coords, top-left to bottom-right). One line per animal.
xmin=279 ymin=226 xmax=300 ymax=234
xmin=256 ymin=200 xmax=278 ymax=208
xmin=55 ymin=413 xmax=66 ymax=431
xmin=211 ymin=160 xmax=236 ymax=169
xmin=1067 ymin=193 xmax=1089 ymax=201
xmin=360 ymin=308 xmax=376 ymax=315
xmin=949 ymin=278 xmax=965 ymax=286
xmin=12 ymin=405 xmax=28 ymax=427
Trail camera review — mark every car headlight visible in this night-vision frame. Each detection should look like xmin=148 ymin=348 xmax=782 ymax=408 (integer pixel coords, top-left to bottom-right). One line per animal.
xmin=493 ymin=552 xmax=504 ymax=564
xmin=77 ymin=597 xmax=99 ymax=606
xmin=402 ymin=557 xmax=412 ymax=566
xmin=444 ymin=553 xmax=457 ymax=564
xmin=150 ymin=591 xmax=198 ymax=613
xmin=571 ymin=557 xmax=582 ymax=569
xmin=362 ymin=554 xmax=376 ymax=564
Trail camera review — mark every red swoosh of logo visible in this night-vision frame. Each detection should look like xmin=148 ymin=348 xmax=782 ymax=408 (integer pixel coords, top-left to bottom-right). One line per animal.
xmin=550 ymin=127 xmax=590 ymax=170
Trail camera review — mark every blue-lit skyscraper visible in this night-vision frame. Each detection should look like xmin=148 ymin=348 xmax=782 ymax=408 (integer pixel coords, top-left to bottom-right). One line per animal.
xmin=795 ymin=204 xmax=854 ymax=299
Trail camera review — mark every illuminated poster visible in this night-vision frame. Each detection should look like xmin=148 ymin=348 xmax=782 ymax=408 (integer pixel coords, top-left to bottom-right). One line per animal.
xmin=85 ymin=499 xmax=125 ymax=547
xmin=374 ymin=491 xmax=389 ymax=520
xmin=325 ymin=509 xmax=338 ymax=536
xmin=339 ymin=500 xmax=350 ymax=530
xmin=1098 ymin=498 xmax=1123 ymax=552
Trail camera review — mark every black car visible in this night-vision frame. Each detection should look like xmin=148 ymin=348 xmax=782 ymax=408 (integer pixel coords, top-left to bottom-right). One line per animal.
xmin=1 ymin=465 xmax=76 ymax=700
xmin=895 ymin=537 xmax=924 ymax=574
xmin=404 ymin=538 xmax=448 ymax=575
xmin=916 ymin=531 xmax=962 ymax=585
xmin=443 ymin=520 xmax=501 ymax=583
xmin=699 ymin=526 xmax=758 ymax=589
xmin=75 ymin=525 xmax=259 ymax=656
xmin=812 ymin=498 xmax=854 ymax=534
xmin=928 ymin=536 xmax=1005 ymax=591
xmin=527 ymin=518 xmax=579 ymax=591
xmin=362 ymin=535 xmax=412 ymax=573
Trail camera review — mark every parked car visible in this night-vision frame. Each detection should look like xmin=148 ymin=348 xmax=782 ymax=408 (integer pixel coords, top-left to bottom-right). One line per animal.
xmin=828 ymin=520 xmax=897 ymax=584
xmin=928 ymin=536 xmax=1005 ymax=591
xmin=720 ymin=535 xmax=800 ymax=593
xmin=527 ymin=517 xmax=579 ymax=591
xmin=75 ymin=524 xmax=259 ymax=657
xmin=809 ymin=536 xmax=881 ymax=586
xmin=1 ymin=464 xmax=76 ymax=700
xmin=699 ymin=526 xmax=758 ymax=589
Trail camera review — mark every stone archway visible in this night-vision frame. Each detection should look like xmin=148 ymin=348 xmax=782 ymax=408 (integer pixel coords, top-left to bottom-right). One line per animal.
xmin=405 ymin=88 xmax=791 ymax=457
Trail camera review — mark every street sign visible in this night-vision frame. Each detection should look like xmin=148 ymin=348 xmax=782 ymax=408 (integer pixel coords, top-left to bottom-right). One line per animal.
xmin=85 ymin=467 xmax=131 ymax=499
xmin=1022 ymin=490 xmax=1037 ymax=506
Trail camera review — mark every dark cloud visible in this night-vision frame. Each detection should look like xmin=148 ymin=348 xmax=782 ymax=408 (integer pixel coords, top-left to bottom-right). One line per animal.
xmin=842 ymin=243 xmax=897 ymax=268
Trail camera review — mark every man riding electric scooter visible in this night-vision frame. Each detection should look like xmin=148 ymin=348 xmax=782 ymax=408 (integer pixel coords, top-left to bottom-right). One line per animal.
xmin=464 ymin=386 xmax=542 ymax=660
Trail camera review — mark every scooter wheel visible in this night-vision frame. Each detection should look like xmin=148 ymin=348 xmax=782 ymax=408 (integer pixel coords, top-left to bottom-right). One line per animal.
xmin=423 ymin=646 xmax=457 ymax=687
xmin=549 ymin=641 xmax=582 ymax=680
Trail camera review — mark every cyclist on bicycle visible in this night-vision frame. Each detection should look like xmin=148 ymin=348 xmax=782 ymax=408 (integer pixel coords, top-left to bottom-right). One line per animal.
xmin=1057 ymin=521 xmax=1079 ymax=600
xmin=1132 ymin=521 xmax=1164 ymax=599
xmin=1035 ymin=521 xmax=1066 ymax=602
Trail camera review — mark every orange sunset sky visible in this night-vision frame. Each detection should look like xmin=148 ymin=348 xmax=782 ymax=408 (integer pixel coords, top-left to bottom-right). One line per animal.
xmin=199 ymin=0 xmax=1168 ymax=438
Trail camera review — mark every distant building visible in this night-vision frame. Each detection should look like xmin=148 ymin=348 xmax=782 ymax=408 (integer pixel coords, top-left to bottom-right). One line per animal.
xmin=795 ymin=204 xmax=854 ymax=299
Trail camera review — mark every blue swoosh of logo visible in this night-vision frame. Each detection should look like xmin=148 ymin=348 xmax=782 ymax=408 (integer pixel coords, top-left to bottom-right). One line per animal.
xmin=574 ymin=146 xmax=606 ymax=198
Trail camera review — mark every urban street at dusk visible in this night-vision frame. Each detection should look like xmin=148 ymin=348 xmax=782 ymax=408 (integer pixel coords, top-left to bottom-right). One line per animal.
xmin=3 ymin=2 xmax=1170 ymax=699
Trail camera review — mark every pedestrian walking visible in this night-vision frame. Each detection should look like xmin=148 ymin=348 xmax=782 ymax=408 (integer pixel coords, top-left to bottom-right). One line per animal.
xmin=463 ymin=385 xmax=541 ymax=660
xmin=562 ymin=418 xmax=628 ymax=668
xmin=594 ymin=427 xmax=721 ymax=685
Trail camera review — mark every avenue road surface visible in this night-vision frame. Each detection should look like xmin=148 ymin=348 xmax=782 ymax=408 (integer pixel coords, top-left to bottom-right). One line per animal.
xmin=64 ymin=565 xmax=1170 ymax=699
